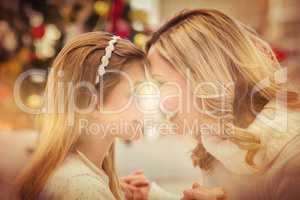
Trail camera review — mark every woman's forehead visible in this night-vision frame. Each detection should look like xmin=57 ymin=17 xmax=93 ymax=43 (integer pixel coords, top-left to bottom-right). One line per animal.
xmin=147 ymin=47 xmax=176 ymax=75
xmin=147 ymin=45 xmax=156 ymax=59
xmin=120 ymin=61 xmax=147 ymax=84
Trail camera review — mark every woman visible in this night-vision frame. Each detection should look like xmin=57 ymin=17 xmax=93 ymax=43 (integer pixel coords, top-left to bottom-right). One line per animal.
xmin=15 ymin=32 xmax=149 ymax=200
xmin=123 ymin=9 xmax=300 ymax=200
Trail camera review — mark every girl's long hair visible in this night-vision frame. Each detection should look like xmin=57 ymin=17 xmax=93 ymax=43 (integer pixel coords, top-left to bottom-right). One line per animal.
xmin=146 ymin=9 xmax=300 ymax=170
xmin=16 ymin=32 xmax=146 ymax=200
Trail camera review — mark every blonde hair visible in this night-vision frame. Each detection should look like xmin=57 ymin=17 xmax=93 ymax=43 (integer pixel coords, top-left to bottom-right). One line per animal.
xmin=16 ymin=32 xmax=146 ymax=200
xmin=146 ymin=9 xmax=299 ymax=170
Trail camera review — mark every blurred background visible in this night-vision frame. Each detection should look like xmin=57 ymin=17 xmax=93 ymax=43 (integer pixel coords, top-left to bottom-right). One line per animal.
xmin=0 ymin=0 xmax=299 ymax=198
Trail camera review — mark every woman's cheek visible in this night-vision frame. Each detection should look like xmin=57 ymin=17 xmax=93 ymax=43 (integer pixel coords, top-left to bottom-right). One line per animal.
xmin=159 ymin=84 xmax=181 ymax=114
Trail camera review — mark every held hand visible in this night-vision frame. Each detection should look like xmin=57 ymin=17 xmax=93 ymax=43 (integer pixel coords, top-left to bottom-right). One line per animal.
xmin=120 ymin=170 xmax=151 ymax=200
xmin=121 ymin=180 xmax=137 ymax=200
xmin=181 ymin=183 xmax=226 ymax=200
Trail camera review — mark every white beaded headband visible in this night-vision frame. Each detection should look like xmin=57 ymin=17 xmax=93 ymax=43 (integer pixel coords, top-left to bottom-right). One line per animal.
xmin=95 ymin=35 xmax=120 ymax=84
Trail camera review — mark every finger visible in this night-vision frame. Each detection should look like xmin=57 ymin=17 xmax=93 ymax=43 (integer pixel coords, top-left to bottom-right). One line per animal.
xmin=211 ymin=187 xmax=225 ymax=198
xmin=120 ymin=176 xmax=131 ymax=183
xmin=124 ymin=191 xmax=133 ymax=200
xmin=192 ymin=182 xmax=201 ymax=189
xmin=122 ymin=174 xmax=144 ymax=182
xmin=183 ymin=189 xmax=206 ymax=199
xmin=122 ymin=185 xmax=133 ymax=199
xmin=130 ymin=179 xmax=150 ymax=187
xmin=122 ymin=175 xmax=140 ymax=183
xmin=183 ymin=189 xmax=195 ymax=198
xmin=122 ymin=175 xmax=148 ymax=185
xmin=180 ymin=197 xmax=189 ymax=200
xmin=121 ymin=182 xmax=139 ymax=191
xmin=127 ymin=184 xmax=139 ymax=192
xmin=133 ymin=189 xmax=144 ymax=200
xmin=180 ymin=195 xmax=193 ymax=200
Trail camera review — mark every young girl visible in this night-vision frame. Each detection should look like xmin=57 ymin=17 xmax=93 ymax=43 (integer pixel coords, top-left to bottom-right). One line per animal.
xmin=16 ymin=32 xmax=148 ymax=200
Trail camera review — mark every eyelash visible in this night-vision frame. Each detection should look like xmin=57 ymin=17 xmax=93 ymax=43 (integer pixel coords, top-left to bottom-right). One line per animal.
xmin=151 ymin=75 xmax=166 ymax=87
xmin=128 ymin=75 xmax=166 ymax=98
